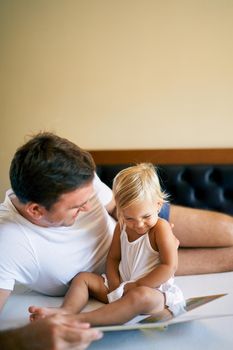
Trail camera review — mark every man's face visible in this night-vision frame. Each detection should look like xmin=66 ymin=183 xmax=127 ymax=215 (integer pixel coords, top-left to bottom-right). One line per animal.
xmin=39 ymin=182 xmax=94 ymax=227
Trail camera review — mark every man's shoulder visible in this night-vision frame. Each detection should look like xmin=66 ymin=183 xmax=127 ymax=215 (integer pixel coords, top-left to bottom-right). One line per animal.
xmin=0 ymin=190 xmax=15 ymax=216
xmin=0 ymin=210 xmax=17 ymax=227
xmin=0 ymin=190 xmax=25 ymax=230
xmin=0 ymin=209 xmax=25 ymax=241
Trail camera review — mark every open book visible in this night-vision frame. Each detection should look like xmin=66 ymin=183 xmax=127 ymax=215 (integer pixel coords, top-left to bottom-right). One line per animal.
xmin=96 ymin=293 xmax=232 ymax=332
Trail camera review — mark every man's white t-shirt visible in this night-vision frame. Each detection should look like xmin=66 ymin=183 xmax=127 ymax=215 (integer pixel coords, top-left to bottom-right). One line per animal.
xmin=0 ymin=174 xmax=116 ymax=296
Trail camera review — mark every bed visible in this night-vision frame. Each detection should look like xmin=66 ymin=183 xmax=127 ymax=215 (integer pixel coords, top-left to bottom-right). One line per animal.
xmin=1 ymin=148 xmax=233 ymax=350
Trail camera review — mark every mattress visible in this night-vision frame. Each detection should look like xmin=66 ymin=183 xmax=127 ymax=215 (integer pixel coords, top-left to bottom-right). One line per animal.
xmin=1 ymin=272 xmax=233 ymax=350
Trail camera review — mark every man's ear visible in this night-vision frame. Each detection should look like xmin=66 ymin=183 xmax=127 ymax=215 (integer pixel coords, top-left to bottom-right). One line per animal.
xmin=25 ymin=203 xmax=45 ymax=220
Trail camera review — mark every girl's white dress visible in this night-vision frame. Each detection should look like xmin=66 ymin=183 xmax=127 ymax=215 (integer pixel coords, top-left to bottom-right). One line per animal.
xmin=105 ymin=225 xmax=186 ymax=316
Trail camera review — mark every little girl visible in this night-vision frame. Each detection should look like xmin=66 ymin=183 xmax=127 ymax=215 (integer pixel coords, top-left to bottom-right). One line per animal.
xmin=29 ymin=163 xmax=185 ymax=325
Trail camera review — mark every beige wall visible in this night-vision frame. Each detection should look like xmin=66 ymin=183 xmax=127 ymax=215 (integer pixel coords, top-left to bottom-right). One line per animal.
xmin=1 ymin=0 xmax=233 ymax=199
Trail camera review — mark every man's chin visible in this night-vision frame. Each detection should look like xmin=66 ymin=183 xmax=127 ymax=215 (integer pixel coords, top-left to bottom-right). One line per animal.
xmin=62 ymin=221 xmax=75 ymax=227
xmin=44 ymin=217 xmax=77 ymax=228
xmin=63 ymin=217 xmax=78 ymax=227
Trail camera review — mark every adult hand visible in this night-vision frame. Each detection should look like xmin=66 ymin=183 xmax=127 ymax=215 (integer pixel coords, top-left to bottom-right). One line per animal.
xmin=9 ymin=314 xmax=103 ymax=350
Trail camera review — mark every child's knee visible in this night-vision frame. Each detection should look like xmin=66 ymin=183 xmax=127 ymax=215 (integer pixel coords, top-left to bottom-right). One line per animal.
xmin=127 ymin=286 xmax=161 ymax=311
xmin=73 ymin=271 xmax=94 ymax=283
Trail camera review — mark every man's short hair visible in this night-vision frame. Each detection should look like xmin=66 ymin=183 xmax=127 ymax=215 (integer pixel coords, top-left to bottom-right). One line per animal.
xmin=10 ymin=132 xmax=96 ymax=209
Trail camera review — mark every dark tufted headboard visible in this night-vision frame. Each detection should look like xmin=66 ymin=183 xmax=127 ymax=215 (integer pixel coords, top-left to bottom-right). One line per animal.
xmin=90 ymin=149 xmax=233 ymax=216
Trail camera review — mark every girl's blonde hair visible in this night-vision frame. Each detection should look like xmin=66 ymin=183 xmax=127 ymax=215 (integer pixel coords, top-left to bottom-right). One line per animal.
xmin=112 ymin=163 xmax=168 ymax=225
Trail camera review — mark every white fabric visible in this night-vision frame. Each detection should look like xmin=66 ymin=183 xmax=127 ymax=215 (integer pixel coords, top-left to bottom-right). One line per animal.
xmin=0 ymin=174 xmax=116 ymax=296
xmin=119 ymin=226 xmax=161 ymax=282
xmin=107 ymin=225 xmax=185 ymax=316
xmin=101 ymin=274 xmax=129 ymax=303
xmin=107 ymin=282 xmax=129 ymax=303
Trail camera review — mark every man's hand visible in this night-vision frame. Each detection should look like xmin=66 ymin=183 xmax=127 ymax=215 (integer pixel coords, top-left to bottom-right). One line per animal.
xmin=11 ymin=314 xmax=103 ymax=350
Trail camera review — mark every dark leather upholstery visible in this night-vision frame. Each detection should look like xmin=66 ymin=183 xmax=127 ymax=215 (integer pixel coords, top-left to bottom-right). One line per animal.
xmin=96 ymin=164 xmax=233 ymax=215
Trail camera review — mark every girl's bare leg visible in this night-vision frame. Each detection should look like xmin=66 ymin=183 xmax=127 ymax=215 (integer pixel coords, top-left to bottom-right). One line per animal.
xmin=62 ymin=272 xmax=108 ymax=311
xmin=170 ymin=205 xmax=233 ymax=275
xmin=29 ymin=272 xmax=108 ymax=321
xmin=75 ymin=286 xmax=165 ymax=326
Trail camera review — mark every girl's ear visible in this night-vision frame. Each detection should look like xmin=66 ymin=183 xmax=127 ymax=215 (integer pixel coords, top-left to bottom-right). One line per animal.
xmin=157 ymin=201 xmax=163 ymax=213
xmin=25 ymin=203 xmax=45 ymax=220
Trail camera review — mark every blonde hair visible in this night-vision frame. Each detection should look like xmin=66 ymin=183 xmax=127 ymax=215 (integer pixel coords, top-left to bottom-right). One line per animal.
xmin=112 ymin=163 xmax=168 ymax=225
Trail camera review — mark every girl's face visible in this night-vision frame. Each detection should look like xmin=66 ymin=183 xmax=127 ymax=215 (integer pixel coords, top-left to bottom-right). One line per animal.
xmin=121 ymin=199 xmax=162 ymax=235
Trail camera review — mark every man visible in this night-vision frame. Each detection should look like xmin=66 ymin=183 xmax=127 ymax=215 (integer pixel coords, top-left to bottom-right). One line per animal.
xmin=0 ymin=314 xmax=102 ymax=349
xmin=1 ymin=132 xmax=233 ymax=311
xmin=0 ymin=132 xmax=116 ymax=310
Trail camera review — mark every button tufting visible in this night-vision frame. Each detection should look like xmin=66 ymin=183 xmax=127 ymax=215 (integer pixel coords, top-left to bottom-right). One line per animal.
xmin=97 ymin=164 xmax=233 ymax=215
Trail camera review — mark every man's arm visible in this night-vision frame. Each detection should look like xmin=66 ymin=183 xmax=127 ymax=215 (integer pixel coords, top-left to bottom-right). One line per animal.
xmin=0 ymin=289 xmax=11 ymax=312
xmin=93 ymin=173 xmax=117 ymax=220
xmin=105 ymin=198 xmax=117 ymax=220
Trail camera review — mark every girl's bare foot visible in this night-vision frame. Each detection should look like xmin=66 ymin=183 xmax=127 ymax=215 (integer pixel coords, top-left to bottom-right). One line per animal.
xmin=28 ymin=305 xmax=69 ymax=322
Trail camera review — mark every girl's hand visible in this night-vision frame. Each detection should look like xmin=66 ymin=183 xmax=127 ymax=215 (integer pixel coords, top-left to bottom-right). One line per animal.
xmin=107 ymin=277 xmax=122 ymax=293
xmin=123 ymin=282 xmax=137 ymax=295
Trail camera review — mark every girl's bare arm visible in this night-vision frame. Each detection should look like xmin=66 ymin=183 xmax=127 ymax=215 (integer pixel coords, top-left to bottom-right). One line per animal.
xmin=106 ymin=224 xmax=122 ymax=292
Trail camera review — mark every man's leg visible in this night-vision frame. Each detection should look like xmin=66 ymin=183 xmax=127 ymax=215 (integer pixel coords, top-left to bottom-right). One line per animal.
xmin=170 ymin=205 xmax=233 ymax=247
xmin=170 ymin=205 xmax=233 ymax=274
xmin=177 ymin=246 xmax=233 ymax=275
